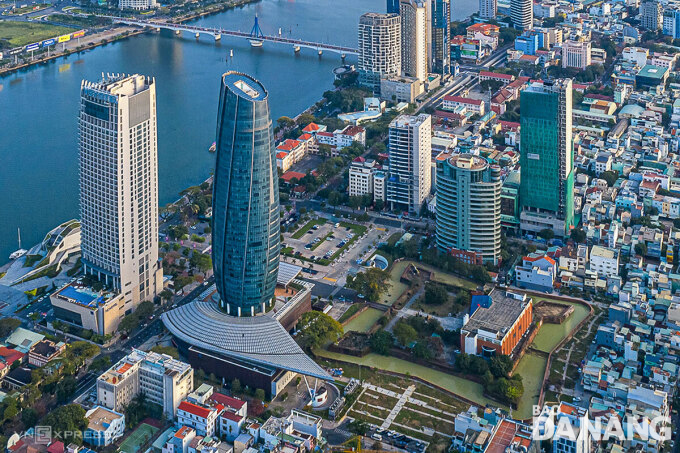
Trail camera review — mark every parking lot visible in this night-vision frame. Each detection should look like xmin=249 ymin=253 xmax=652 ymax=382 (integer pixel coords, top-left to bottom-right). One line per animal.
xmin=283 ymin=218 xmax=368 ymax=266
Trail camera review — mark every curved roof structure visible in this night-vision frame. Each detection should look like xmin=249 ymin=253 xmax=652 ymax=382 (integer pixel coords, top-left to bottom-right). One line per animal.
xmin=161 ymin=301 xmax=331 ymax=380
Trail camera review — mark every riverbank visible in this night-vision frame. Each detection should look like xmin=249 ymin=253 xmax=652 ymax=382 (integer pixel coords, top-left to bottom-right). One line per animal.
xmin=0 ymin=0 xmax=259 ymax=77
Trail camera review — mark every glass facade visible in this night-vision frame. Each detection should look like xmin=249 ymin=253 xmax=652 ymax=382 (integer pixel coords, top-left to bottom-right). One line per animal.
xmin=212 ymin=72 xmax=280 ymax=317
xmin=519 ymin=80 xmax=574 ymax=235
xmin=431 ymin=0 xmax=450 ymax=74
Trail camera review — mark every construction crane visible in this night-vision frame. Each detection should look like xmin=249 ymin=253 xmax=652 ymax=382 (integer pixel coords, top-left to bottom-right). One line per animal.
xmin=329 ymin=436 xmax=387 ymax=453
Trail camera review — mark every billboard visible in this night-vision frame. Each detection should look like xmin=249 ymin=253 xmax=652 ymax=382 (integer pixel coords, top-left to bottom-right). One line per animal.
xmin=58 ymin=34 xmax=71 ymax=43
xmin=25 ymin=43 xmax=39 ymax=52
xmin=41 ymin=38 xmax=55 ymax=47
xmin=72 ymin=30 xmax=85 ymax=38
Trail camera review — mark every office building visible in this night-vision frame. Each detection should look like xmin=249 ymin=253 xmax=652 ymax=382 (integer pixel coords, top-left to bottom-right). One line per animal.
xmin=78 ymin=74 xmax=163 ymax=313
xmin=519 ymin=79 xmax=574 ymax=237
xmin=213 ymin=72 xmax=280 ymax=317
xmin=431 ymin=0 xmax=450 ymax=74
xmin=400 ymin=0 xmax=430 ymax=82
xmin=511 ymin=0 xmax=533 ymax=30
xmin=387 ymin=0 xmax=400 ymax=13
xmin=386 ymin=114 xmax=432 ymax=214
xmin=641 ymin=0 xmax=662 ymax=30
xmin=436 ymin=154 xmax=502 ymax=265
xmin=96 ymin=349 xmax=193 ymax=420
xmin=561 ymin=40 xmax=591 ymax=69
xmin=119 ymin=0 xmax=156 ymax=9
xmin=358 ymin=13 xmax=402 ymax=93
xmin=480 ymin=0 xmax=497 ymax=19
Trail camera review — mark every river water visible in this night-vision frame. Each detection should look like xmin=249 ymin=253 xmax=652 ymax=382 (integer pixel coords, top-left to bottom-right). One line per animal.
xmin=0 ymin=0 xmax=477 ymax=261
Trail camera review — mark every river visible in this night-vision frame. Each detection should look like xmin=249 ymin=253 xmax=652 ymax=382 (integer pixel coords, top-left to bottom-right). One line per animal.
xmin=0 ymin=0 xmax=477 ymax=262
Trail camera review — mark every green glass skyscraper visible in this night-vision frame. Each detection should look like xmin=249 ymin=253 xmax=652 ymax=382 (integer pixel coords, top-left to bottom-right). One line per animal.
xmin=519 ymin=79 xmax=574 ymax=237
xmin=212 ymin=72 xmax=280 ymax=317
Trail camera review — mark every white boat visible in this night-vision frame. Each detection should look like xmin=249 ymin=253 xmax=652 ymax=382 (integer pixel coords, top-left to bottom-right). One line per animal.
xmin=9 ymin=249 xmax=27 ymax=260
xmin=229 ymin=49 xmax=234 ymax=58
xmin=249 ymin=39 xmax=263 ymax=47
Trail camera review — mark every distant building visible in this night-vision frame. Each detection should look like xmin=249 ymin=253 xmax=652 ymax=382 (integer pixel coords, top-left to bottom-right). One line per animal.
xmin=641 ymin=0 xmax=662 ymax=30
xmin=635 ymin=64 xmax=669 ymax=89
xmin=399 ymin=0 xmax=430 ymax=82
xmin=358 ymin=13 xmax=402 ymax=93
xmin=480 ymin=0 xmax=497 ymax=19
xmin=511 ymin=0 xmax=533 ymax=30
xmin=663 ymin=9 xmax=680 ymax=38
xmin=78 ymin=74 xmax=163 ymax=312
xmin=84 ymin=406 xmax=125 ymax=447
xmin=435 ymin=154 xmax=502 ymax=265
xmin=386 ymin=114 xmax=432 ymax=214
xmin=119 ymin=0 xmax=156 ymax=9
xmin=460 ymin=290 xmax=533 ymax=356
xmin=561 ymin=40 xmax=591 ymax=69
xmin=387 ymin=0 xmax=400 ymax=13
xmin=519 ymin=79 xmax=574 ymax=237
xmin=431 ymin=0 xmax=451 ymax=74
xmin=96 ymin=349 xmax=193 ymax=420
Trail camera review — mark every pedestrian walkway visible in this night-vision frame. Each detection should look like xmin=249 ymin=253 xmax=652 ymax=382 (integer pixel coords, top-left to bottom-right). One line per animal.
xmin=380 ymin=385 xmax=415 ymax=430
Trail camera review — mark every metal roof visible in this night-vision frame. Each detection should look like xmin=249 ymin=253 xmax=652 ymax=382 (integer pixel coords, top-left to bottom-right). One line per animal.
xmin=277 ymin=261 xmax=302 ymax=286
xmin=161 ymin=302 xmax=331 ymax=380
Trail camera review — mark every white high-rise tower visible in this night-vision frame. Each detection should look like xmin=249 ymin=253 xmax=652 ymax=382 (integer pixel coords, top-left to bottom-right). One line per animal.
xmin=79 ymin=74 xmax=163 ymax=311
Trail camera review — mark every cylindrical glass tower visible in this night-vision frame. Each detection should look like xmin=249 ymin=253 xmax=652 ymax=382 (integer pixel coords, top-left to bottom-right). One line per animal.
xmin=212 ymin=72 xmax=280 ymax=316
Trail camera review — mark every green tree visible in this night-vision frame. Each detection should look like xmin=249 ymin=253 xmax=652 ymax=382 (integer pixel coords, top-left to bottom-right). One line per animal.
xmin=41 ymin=404 xmax=88 ymax=445
xmin=277 ymin=116 xmax=295 ymax=129
xmin=349 ymin=195 xmax=362 ymax=212
xmin=56 ymin=375 xmax=78 ymax=403
xmin=296 ymin=311 xmax=343 ymax=350
xmin=538 ymin=228 xmax=555 ymax=240
xmin=190 ymin=252 xmax=212 ymax=273
xmin=393 ymin=321 xmax=418 ymax=346
xmin=489 ymin=355 xmax=513 ymax=378
xmin=346 ymin=268 xmax=391 ymax=302
xmin=231 ymin=378 xmax=242 ymax=394
xmin=424 ymin=282 xmax=448 ymax=305
xmin=254 ymin=388 xmax=266 ymax=401
xmin=599 ymin=170 xmax=618 ymax=187
xmin=89 ymin=355 xmax=111 ymax=372
xmin=570 ymin=228 xmax=586 ymax=243
xmin=0 ymin=318 xmax=21 ymax=338
xmin=635 ymin=242 xmax=648 ymax=256
xmin=21 ymin=408 xmax=38 ymax=428
xmin=370 ymin=330 xmax=394 ymax=355
xmin=412 ymin=341 xmax=433 ymax=360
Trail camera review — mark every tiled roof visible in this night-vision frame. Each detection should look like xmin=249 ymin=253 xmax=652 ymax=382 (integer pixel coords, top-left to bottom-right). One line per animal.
xmin=210 ymin=393 xmax=246 ymax=410
xmin=161 ymin=302 xmax=332 ymax=380
xmin=443 ymin=95 xmax=483 ymax=106
xmin=178 ymin=401 xmax=212 ymax=419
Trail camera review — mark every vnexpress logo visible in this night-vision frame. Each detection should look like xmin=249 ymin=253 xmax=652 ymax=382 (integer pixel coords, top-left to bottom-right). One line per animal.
xmin=33 ymin=426 xmax=52 ymax=444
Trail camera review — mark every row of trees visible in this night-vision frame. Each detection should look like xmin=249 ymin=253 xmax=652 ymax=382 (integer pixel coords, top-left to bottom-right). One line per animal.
xmin=455 ymin=353 xmax=524 ymax=405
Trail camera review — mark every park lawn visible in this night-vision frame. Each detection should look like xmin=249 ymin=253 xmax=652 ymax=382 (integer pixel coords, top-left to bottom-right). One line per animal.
xmin=315 ymin=349 xmax=505 ymax=411
xmin=343 ymin=307 xmax=383 ymax=333
xmin=291 ymin=218 xmax=326 ymax=239
xmin=0 ymin=21 xmax=71 ymax=47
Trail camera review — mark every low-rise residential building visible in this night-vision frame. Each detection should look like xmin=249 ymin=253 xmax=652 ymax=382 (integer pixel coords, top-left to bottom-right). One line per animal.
xmin=28 ymin=339 xmax=65 ymax=368
xmin=515 ymin=255 xmax=557 ymax=292
xmin=589 ymin=245 xmax=620 ymax=278
xmin=441 ymin=95 xmax=485 ymax=115
xmin=83 ymin=406 xmax=125 ymax=447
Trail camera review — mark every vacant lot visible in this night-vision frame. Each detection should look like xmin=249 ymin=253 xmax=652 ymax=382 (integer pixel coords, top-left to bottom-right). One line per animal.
xmin=0 ymin=21 xmax=71 ymax=48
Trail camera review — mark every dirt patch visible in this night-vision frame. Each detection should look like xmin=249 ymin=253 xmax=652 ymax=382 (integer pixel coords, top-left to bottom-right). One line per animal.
xmin=534 ymin=300 xmax=574 ymax=324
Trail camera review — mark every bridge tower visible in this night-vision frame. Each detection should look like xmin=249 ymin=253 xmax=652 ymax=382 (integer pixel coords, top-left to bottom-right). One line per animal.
xmin=249 ymin=15 xmax=264 ymax=47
